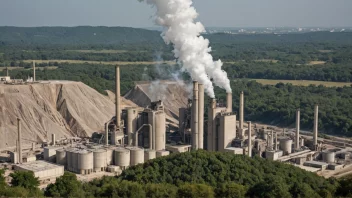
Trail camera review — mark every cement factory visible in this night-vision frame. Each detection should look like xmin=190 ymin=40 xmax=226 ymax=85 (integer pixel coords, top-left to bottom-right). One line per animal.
xmin=1 ymin=63 xmax=352 ymax=185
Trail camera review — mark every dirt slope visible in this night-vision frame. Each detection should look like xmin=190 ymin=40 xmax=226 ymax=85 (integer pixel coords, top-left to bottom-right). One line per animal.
xmin=124 ymin=81 xmax=189 ymax=122
xmin=0 ymin=81 xmax=118 ymax=149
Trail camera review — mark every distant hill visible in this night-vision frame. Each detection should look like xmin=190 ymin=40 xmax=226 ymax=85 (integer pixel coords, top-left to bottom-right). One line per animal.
xmin=0 ymin=26 xmax=164 ymax=45
xmin=1 ymin=26 xmax=352 ymax=45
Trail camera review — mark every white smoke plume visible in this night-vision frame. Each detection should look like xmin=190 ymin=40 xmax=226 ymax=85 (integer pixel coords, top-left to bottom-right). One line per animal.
xmin=139 ymin=0 xmax=232 ymax=97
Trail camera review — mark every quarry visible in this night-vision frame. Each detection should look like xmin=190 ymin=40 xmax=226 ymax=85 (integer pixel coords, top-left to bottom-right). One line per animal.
xmin=1 ymin=62 xmax=352 ymax=187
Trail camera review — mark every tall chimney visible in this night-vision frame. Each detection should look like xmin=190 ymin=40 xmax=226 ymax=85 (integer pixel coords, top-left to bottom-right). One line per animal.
xmin=207 ymin=98 xmax=216 ymax=151
xmin=295 ymin=109 xmax=300 ymax=149
xmin=191 ymin=81 xmax=199 ymax=150
xmin=239 ymin=91 xmax=244 ymax=138
xmin=51 ymin=134 xmax=56 ymax=146
xmin=115 ymin=66 xmax=121 ymax=129
xmin=198 ymin=84 xmax=204 ymax=149
xmin=226 ymin=92 xmax=232 ymax=112
xmin=6 ymin=67 xmax=9 ymax=76
xmin=33 ymin=61 xmax=36 ymax=82
xmin=17 ymin=118 xmax=22 ymax=164
xmin=248 ymin=121 xmax=252 ymax=157
xmin=127 ymin=108 xmax=134 ymax=146
xmin=275 ymin=132 xmax=278 ymax=150
xmin=313 ymin=104 xmax=319 ymax=150
xmin=105 ymin=122 xmax=109 ymax=145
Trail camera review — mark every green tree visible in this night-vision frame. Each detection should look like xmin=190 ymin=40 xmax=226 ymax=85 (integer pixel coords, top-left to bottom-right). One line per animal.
xmin=44 ymin=171 xmax=84 ymax=198
xmin=215 ymin=182 xmax=247 ymax=198
xmin=177 ymin=183 xmax=214 ymax=198
xmin=10 ymin=171 xmax=39 ymax=190
xmin=0 ymin=169 xmax=6 ymax=189
xmin=248 ymin=177 xmax=292 ymax=198
xmin=144 ymin=183 xmax=178 ymax=198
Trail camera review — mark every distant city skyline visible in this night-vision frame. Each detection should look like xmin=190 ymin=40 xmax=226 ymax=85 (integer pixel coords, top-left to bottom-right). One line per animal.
xmin=0 ymin=0 xmax=351 ymax=28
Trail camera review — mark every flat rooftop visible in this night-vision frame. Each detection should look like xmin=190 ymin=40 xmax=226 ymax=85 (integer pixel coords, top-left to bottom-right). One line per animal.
xmin=15 ymin=160 xmax=63 ymax=172
xmin=304 ymin=161 xmax=328 ymax=166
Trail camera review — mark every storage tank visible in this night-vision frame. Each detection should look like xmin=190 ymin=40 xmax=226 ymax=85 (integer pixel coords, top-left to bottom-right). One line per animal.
xmin=114 ymin=147 xmax=130 ymax=167
xmin=323 ymin=151 xmax=335 ymax=163
xmin=280 ymin=139 xmax=293 ymax=155
xmin=77 ymin=150 xmax=94 ymax=174
xmin=66 ymin=149 xmax=73 ymax=171
xmin=93 ymin=149 xmax=107 ymax=172
xmin=71 ymin=150 xmax=79 ymax=173
xmin=127 ymin=147 xmax=144 ymax=166
xmin=156 ymin=150 xmax=170 ymax=158
xmin=105 ymin=147 xmax=114 ymax=165
xmin=56 ymin=149 xmax=66 ymax=166
xmin=155 ymin=112 xmax=166 ymax=151
xmin=144 ymin=149 xmax=156 ymax=161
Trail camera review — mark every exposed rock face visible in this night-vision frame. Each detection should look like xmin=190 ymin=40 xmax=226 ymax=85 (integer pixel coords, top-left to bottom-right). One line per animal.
xmin=0 ymin=81 xmax=116 ymax=149
xmin=124 ymin=81 xmax=189 ymax=122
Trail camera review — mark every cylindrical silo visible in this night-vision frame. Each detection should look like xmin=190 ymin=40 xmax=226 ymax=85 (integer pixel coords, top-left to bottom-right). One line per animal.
xmin=77 ymin=150 xmax=94 ymax=174
xmin=156 ymin=150 xmax=170 ymax=158
xmin=155 ymin=111 xmax=166 ymax=151
xmin=114 ymin=147 xmax=130 ymax=167
xmin=105 ymin=147 xmax=114 ymax=165
xmin=280 ymin=139 xmax=293 ymax=155
xmin=66 ymin=149 xmax=73 ymax=171
xmin=144 ymin=149 xmax=156 ymax=161
xmin=323 ymin=151 xmax=335 ymax=163
xmin=127 ymin=147 xmax=144 ymax=166
xmin=71 ymin=150 xmax=79 ymax=173
xmin=56 ymin=149 xmax=66 ymax=166
xmin=93 ymin=149 xmax=107 ymax=172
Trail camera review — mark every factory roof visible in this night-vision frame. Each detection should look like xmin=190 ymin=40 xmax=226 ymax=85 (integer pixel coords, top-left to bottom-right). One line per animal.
xmin=304 ymin=161 xmax=328 ymax=166
xmin=15 ymin=160 xmax=63 ymax=172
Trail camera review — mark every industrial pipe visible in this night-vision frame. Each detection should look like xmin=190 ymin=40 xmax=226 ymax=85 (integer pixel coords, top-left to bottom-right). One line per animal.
xmin=115 ymin=65 xmax=121 ymax=129
xmin=207 ymin=98 xmax=217 ymax=151
xmin=248 ymin=121 xmax=252 ymax=157
xmin=191 ymin=81 xmax=199 ymax=150
xmin=127 ymin=108 xmax=134 ymax=146
xmin=17 ymin=118 xmax=22 ymax=164
xmin=313 ymin=104 xmax=319 ymax=150
xmin=275 ymin=132 xmax=278 ymax=151
xmin=239 ymin=91 xmax=244 ymax=138
xmin=105 ymin=121 xmax=109 ymax=146
xmin=52 ymin=134 xmax=56 ymax=146
xmin=134 ymin=124 xmax=153 ymax=150
xmin=33 ymin=61 xmax=36 ymax=82
xmin=226 ymin=92 xmax=232 ymax=112
xmin=295 ymin=109 xmax=300 ymax=149
xmin=198 ymin=84 xmax=204 ymax=149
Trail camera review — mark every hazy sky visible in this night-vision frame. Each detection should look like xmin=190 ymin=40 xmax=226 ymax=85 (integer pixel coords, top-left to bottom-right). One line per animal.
xmin=0 ymin=0 xmax=351 ymax=27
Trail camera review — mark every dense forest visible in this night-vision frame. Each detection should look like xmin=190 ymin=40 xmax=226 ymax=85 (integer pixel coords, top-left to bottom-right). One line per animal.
xmin=2 ymin=63 xmax=352 ymax=136
xmin=1 ymin=26 xmax=352 ymax=136
xmin=2 ymin=151 xmax=352 ymax=197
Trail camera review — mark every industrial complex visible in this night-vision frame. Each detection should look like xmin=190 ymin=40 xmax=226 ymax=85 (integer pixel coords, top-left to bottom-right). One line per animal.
xmin=1 ymin=62 xmax=352 ymax=186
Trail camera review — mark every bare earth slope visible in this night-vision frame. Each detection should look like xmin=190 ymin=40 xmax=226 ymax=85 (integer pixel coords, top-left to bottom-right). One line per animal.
xmin=124 ymin=81 xmax=189 ymax=123
xmin=0 ymin=81 xmax=116 ymax=149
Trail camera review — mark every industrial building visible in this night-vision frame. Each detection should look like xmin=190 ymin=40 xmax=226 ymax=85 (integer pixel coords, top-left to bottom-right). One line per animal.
xmin=2 ymin=63 xmax=352 ymax=182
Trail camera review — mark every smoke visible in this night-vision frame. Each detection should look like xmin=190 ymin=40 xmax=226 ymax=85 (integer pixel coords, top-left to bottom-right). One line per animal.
xmin=139 ymin=0 xmax=232 ymax=97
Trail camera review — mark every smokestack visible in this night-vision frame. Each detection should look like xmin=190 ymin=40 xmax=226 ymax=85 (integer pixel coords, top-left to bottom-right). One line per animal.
xmin=191 ymin=81 xmax=199 ymax=150
xmin=295 ymin=109 xmax=300 ymax=149
xmin=239 ymin=91 xmax=244 ymax=138
xmin=198 ymin=84 xmax=204 ymax=149
xmin=275 ymin=132 xmax=278 ymax=150
xmin=226 ymin=92 xmax=232 ymax=112
xmin=248 ymin=121 xmax=252 ymax=157
xmin=51 ymin=134 xmax=56 ymax=146
xmin=17 ymin=118 xmax=22 ymax=164
xmin=115 ymin=66 xmax=121 ymax=129
xmin=127 ymin=108 xmax=133 ymax=146
xmin=313 ymin=104 xmax=319 ymax=150
xmin=33 ymin=61 xmax=36 ymax=82
xmin=6 ymin=67 xmax=9 ymax=76
xmin=207 ymin=98 xmax=216 ymax=151
xmin=105 ymin=122 xmax=109 ymax=146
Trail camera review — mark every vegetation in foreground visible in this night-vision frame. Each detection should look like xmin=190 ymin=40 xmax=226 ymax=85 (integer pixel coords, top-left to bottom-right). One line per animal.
xmin=3 ymin=151 xmax=352 ymax=197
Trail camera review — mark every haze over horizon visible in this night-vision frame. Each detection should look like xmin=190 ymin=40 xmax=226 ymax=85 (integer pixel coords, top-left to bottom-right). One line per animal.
xmin=0 ymin=0 xmax=351 ymax=28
